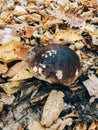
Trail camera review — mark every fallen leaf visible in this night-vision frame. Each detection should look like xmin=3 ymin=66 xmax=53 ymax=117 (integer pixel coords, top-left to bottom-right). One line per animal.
xmin=83 ymin=74 xmax=98 ymax=103
xmin=1 ymin=93 xmax=15 ymax=105
xmin=81 ymin=0 xmax=97 ymax=8
xmin=41 ymin=90 xmax=64 ymax=127
xmin=26 ymin=13 xmax=41 ymax=23
xmin=43 ymin=19 xmax=63 ymax=29
xmin=23 ymin=26 xmax=33 ymax=38
xmin=23 ymin=25 xmax=42 ymax=38
xmin=0 ymin=102 xmax=3 ymax=113
xmin=18 ymin=124 xmax=24 ymax=130
xmin=0 ymin=81 xmax=20 ymax=94
xmin=54 ymin=30 xmax=83 ymax=43
xmin=58 ymin=118 xmax=73 ymax=130
xmin=88 ymin=119 xmax=98 ymax=130
xmin=0 ymin=63 xmax=8 ymax=74
xmin=0 ymin=28 xmax=20 ymax=44
xmin=46 ymin=118 xmax=73 ymax=130
xmin=73 ymin=121 xmax=87 ymax=130
xmin=3 ymin=61 xmax=29 ymax=78
xmin=0 ymin=40 xmax=29 ymax=63
xmin=28 ymin=120 xmax=45 ymax=130
xmin=0 ymin=10 xmax=10 ymax=21
xmin=14 ymin=5 xmax=27 ymax=16
xmin=9 ymin=69 xmax=33 ymax=81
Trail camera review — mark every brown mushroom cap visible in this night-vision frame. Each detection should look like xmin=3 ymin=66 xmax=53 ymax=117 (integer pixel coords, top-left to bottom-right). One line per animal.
xmin=29 ymin=44 xmax=82 ymax=86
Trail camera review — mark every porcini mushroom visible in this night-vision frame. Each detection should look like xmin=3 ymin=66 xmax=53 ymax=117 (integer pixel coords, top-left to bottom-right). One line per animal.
xmin=29 ymin=44 xmax=82 ymax=86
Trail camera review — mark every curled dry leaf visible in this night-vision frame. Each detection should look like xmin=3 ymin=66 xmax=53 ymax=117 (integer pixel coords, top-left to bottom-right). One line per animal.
xmin=41 ymin=90 xmax=64 ymax=127
xmin=57 ymin=118 xmax=73 ymax=130
xmin=73 ymin=121 xmax=87 ymax=130
xmin=88 ymin=119 xmax=98 ymax=130
xmin=83 ymin=74 xmax=98 ymax=103
xmin=3 ymin=61 xmax=29 ymax=78
xmin=81 ymin=0 xmax=97 ymax=8
xmin=54 ymin=30 xmax=83 ymax=43
xmin=0 ymin=81 xmax=20 ymax=95
xmin=0 ymin=40 xmax=29 ymax=63
xmin=43 ymin=19 xmax=63 ymax=29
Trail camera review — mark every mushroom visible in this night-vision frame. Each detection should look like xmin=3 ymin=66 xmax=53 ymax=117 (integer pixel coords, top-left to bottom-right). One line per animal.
xmin=29 ymin=44 xmax=82 ymax=86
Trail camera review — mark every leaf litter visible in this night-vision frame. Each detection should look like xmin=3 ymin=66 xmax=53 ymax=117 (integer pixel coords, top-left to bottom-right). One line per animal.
xmin=0 ymin=0 xmax=98 ymax=130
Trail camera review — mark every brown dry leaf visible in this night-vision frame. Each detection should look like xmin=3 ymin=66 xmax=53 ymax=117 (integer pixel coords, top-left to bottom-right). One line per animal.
xmin=9 ymin=69 xmax=33 ymax=81
xmin=0 ymin=40 xmax=29 ymax=63
xmin=0 ymin=81 xmax=20 ymax=94
xmin=88 ymin=119 xmax=98 ymax=130
xmin=73 ymin=121 xmax=87 ymax=130
xmin=83 ymin=74 xmax=98 ymax=103
xmin=54 ymin=30 xmax=83 ymax=43
xmin=23 ymin=26 xmax=34 ymax=38
xmin=18 ymin=124 xmax=24 ymax=130
xmin=0 ymin=102 xmax=3 ymax=113
xmin=0 ymin=63 xmax=8 ymax=74
xmin=23 ymin=25 xmax=42 ymax=38
xmin=3 ymin=61 xmax=29 ymax=78
xmin=28 ymin=120 xmax=45 ymax=130
xmin=43 ymin=19 xmax=63 ymax=29
xmin=41 ymin=90 xmax=64 ymax=127
xmin=81 ymin=0 xmax=97 ymax=8
xmin=1 ymin=93 xmax=15 ymax=105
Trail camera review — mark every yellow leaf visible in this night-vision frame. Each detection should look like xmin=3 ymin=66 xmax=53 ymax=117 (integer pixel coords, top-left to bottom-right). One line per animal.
xmin=0 ymin=52 xmax=22 ymax=63
xmin=87 ymin=29 xmax=98 ymax=37
xmin=0 ymin=10 xmax=10 ymax=21
xmin=0 ymin=82 xmax=20 ymax=94
xmin=43 ymin=19 xmax=63 ymax=29
xmin=0 ymin=40 xmax=29 ymax=63
xmin=3 ymin=61 xmax=29 ymax=78
xmin=54 ymin=30 xmax=83 ymax=43
xmin=9 ymin=69 xmax=33 ymax=81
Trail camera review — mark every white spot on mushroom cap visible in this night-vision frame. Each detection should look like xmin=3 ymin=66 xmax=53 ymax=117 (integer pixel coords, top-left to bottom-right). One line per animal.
xmin=38 ymin=67 xmax=43 ymax=74
xmin=39 ymin=63 xmax=46 ymax=69
xmin=33 ymin=66 xmax=43 ymax=75
xmin=75 ymin=69 xmax=79 ymax=76
xmin=56 ymin=70 xmax=63 ymax=80
xmin=46 ymin=50 xmax=57 ymax=57
xmin=41 ymin=53 xmax=48 ymax=58
xmin=33 ymin=66 xmax=38 ymax=72
xmin=41 ymin=50 xmax=57 ymax=58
